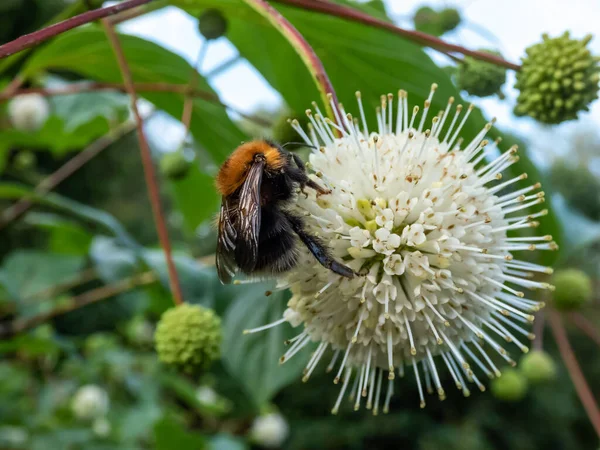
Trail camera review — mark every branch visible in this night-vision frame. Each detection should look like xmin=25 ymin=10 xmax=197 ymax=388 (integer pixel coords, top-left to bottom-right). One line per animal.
xmin=102 ymin=20 xmax=184 ymax=306
xmin=243 ymin=0 xmax=341 ymax=124
xmin=532 ymin=311 xmax=545 ymax=351
xmin=273 ymin=0 xmax=520 ymax=71
xmin=548 ymin=310 xmax=600 ymax=438
xmin=0 ymin=82 xmax=272 ymax=127
xmin=0 ymin=272 xmax=157 ymax=338
xmin=0 ymin=118 xmax=140 ymax=231
xmin=0 ymin=0 xmax=155 ymax=59
xmin=568 ymin=313 xmax=600 ymax=349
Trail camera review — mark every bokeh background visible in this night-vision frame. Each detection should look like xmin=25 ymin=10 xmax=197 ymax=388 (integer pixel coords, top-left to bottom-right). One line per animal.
xmin=1 ymin=0 xmax=599 ymax=449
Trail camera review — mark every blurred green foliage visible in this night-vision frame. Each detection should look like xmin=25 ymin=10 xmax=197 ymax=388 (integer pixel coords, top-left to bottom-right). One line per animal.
xmin=0 ymin=1 xmax=598 ymax=449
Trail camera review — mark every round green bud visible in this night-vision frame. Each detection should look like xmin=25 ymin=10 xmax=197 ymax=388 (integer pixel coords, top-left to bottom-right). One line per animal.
xmin=491 ymin=369 xmax=528 ymax=402
xmin=520 ymin=351 xmax=557 ymax=384
xmin=551 ymin=269 xmax=593 ymax=311
xmin=154 ymin=304 xmax=221 ymax=373
xmin=456 ymin=49 xmax=507 ymax=97
xmin=514 ymin=32 xmax=600 ymax=124
xmin=413 ymin=6 xmax=443 ymax=37
xmin=160 ymin=151 xmax=192 ymax=181
xmin=13 ymin=150 xmax=36 ymax=171
xmin=198 ymin=9 xmax=228 ymax=40
xmin=439 ymin=8 xmax=461 ymax=33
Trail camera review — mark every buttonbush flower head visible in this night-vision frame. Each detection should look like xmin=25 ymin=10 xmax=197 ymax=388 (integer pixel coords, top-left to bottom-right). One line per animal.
xmin=250 ymin=412 xmax=290 ymax=448
xmin=520 ymin=350 xmax=556 ymax=384
xmin=491 ymin=368 xmax=528 ymax=402
xmin=8 ymin=94 xmax=50 ymax=132
xmin=154 ymin=303 xmax=222 ymax=373
xmin=198 ymin=8 xmax=228 ymax=40
xmin=456 ymin=49 xmax=507 ymax=98
xmin=246 ymin=85 xmax=555 ymax=413
xmin=551 ymin=269 xmax=592 ymax=311
xmin=514 ymin=32 xmax=600 ymax=124
xmin=71 ymin=384 xmax=109 ymax=420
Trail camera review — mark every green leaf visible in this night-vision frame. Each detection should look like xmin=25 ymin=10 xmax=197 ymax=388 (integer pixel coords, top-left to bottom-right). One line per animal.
xmin=159 ymin=372 xmax=231 ymax=417
xmin=153 ymin=415 xmax=206 ymax=450
xmin=50 ymin=87 xmax=129 ymax=133
xmin=169 ymin=163 xmax=220 ymax=233
xmin=0 ymin=250 xmax=84 ymax=302
xmin=222 ymin=288 xmax=309 ymax=407
xmin=24 ymin=212 xmax=94 ymax=255
xmin=23 ymin=26 xmax=247 ymax=164
xmin=0 ymin=182 xmax=139 ymax=250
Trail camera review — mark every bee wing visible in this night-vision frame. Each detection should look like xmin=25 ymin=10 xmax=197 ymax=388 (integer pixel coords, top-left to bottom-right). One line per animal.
xmin=216 ymin=196 xmax=238 ymax=284
xmin=235 ymin=159 xmax=265 ymax=272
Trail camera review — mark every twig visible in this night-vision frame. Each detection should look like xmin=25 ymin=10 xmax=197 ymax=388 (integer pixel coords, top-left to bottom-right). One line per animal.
xmin=206 ymin=54 xmax=242 ymax=78
xmin=532 ymin=311 xmax=545 ymax=351
xmin=548 ymin=309 xmax=600 ymax=438
xmin=0 ymin=118 xmax=139 ymax=231
xmin=243 ymin=0 xmax=341 ymax=124
xmin=272 ymin=0 xmax=520 ymax=71
xmin=108 ymin=1 xmax=168 ymax=25
xmin=0 ymin=0 xmax=155 ymax=59
xmin=0 ymin=82 xmax=272 ymax=127
xmin=568 ymin=313 xmax=600 ymax=348
xmin=22 ymin=268 xmax=98 ymax=302
xmin=0 ymin=272 xmax=157 ymax=338
xmin=101 ymin=20 xmax=184 ymax=306
xmin=181 ymin=44 xmax=209 ymax=137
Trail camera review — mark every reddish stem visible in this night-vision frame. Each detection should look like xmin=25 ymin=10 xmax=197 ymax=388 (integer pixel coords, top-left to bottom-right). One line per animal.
xmin=548 ymin=310 xmax=600 ymax=438
xmin=243 ymin=0 xmax=341 ymax=124
xmin=102 ymin=20 xmax=184 ymax=306
xmin=569 ymin=313 xmax=600 ymax=348
xmin=0 ymin=0 xmax=155 ymax=59
xmin=273 ymin=0 xmax=520 ymax=71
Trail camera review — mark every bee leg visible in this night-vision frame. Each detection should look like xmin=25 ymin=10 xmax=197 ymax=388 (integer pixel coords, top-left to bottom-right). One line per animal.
xmin=290 ymin=154 xmax=331 ymax=196
xmin=287 ymin=214 xmax=355 ymax=279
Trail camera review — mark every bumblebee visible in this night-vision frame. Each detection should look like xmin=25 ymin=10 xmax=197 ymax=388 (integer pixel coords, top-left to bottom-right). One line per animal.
xmin=215 ymin=139 xmax=354 ymax=284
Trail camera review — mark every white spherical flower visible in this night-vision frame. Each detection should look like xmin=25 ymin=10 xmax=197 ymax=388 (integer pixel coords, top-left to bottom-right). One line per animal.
xmin=92 ymin=417 xmax=111 ymax=438
xmin=8 ymin=94 xmax=50 ymax=132
xmin=250 ymin=413 xmax=289 ymax=448
xmin=245 ymin=85 xmax=555 ymax=414
xmin=196 ymin=386 xmax=218 ymax=405
xmin=71 ymin=385 xmax=109 ymax=420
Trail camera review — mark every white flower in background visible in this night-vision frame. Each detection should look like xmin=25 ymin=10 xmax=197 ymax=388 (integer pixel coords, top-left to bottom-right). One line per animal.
xmin=71 ymin=384 xmax=110 ymax=420
xmin=250 ymin=413 xmax=290 ymax=448
xmin=8 ymin=94 xmax=50 ymax=132
xmin=196 ymin=386 xmax=218 ymax=405
xmin=246 ymin=85 xmax=556 ymax=414
xmin=92 ymin=417 xmax=111 ymax=438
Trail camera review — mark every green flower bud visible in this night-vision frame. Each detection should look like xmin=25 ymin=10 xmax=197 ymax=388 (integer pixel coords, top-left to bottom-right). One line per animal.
xmin=160 ymin=151 xmax=192 ymax=180
xmin=154 ymin=304 xmax=221 ymax=373
xmin=439 ymin=8 xmax=461 ymax=33
xmin=13 ymin=150 xmax=36 ymax=171
xmin=520 ymin=350 xmax=557 ymax=384
xmin=456 ymin=49 xmax=507 ymax=97
xmin=198 ymin=9 xmax=228 ymax=40
xmin=413 ymin=6 xmax=443 ymax=36
xmin=515 ymin=32 xmax=600 ymax=124
xmin=491 ymin=369 xmax=528 ymax=402
xmin=551 ymin=269 xmax=593 ymax=311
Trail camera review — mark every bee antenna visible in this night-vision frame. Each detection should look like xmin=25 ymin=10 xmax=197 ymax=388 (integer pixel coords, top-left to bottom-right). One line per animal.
xmin=281 ymin=141 xmax=316 ymax=150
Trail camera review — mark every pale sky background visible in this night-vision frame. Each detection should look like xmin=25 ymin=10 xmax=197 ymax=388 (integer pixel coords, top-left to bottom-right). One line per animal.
xmin=113 ymin=0 xmax=600 ymax=241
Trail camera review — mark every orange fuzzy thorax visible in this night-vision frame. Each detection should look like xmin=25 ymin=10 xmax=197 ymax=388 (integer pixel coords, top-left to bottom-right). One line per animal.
xmin=216 ymin=140 xmax=285 ymax=196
